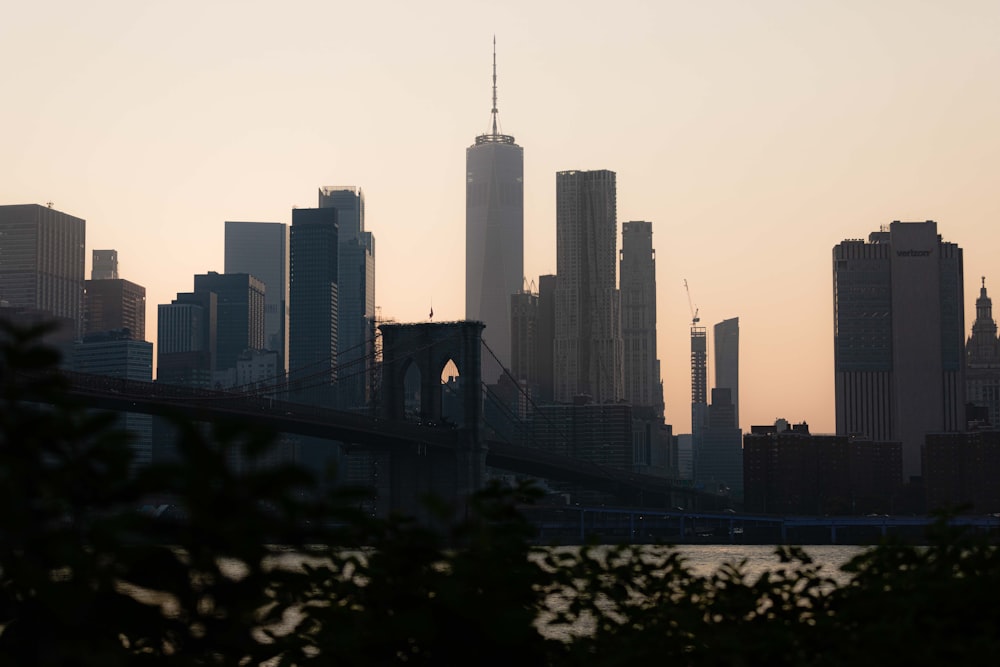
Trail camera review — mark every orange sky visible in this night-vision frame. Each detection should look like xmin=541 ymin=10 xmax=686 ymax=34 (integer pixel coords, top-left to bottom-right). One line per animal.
xmin=4 ymin=1 xmax=1000 ymax=434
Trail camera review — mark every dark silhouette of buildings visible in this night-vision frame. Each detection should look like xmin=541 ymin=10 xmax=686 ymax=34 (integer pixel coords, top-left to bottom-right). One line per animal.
xmin=66 ymin=329 xmax=153 ymax=470
xmin=744 ymin=420 xmax=903 ymax=515
xmin=833 ymin=221 xmax=965 ymax=480
xmin=924 ymin=430 xmax=1000 ymax=514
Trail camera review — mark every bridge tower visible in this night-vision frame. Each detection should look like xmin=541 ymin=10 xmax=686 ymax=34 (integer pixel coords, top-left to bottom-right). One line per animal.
xmin=379 ymin=321 xmax=486 ymax=516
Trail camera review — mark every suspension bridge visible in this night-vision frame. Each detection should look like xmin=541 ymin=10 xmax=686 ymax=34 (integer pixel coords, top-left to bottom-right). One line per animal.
xmin=55 ymin=321 xmax=722 ymax=515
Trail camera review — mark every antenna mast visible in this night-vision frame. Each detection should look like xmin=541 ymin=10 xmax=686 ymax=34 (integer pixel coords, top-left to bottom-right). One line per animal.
xmin=491 ymin=35 xmax=498 ymax=136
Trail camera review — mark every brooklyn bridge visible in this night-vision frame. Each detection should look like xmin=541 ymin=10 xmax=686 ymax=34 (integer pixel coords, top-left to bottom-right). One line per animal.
xmin=55 ymin=321 xmax=723 ymax=516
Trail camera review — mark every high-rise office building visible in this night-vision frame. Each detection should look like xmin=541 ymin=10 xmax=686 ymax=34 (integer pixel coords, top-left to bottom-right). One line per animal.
xmin=193 ymin=272 xmax=265 ymax=376
xmin=713 ymin=317 xmax=739 ymax=428
xmin=465 ymin=42 xmax=523 ymax=382
xmin=157 ymin=291 xmax=217 ymax=387
xmin=224 ymin=221 xmax=288 ymax=372
xmin=620 ymin=221 xmax=663 ymax=416
xmin=553 ymin=170 xmax=623 ymax=404
xmin=535 ymin=274 xmax=557 ymax=404
xmin=966 ymin=277 xmax=1000 ymax=428
xmin=510 ymin=287 xmax=537 ymax=386
xmin=833 ymin=220 xmax=965 ymax=479
xmin=289 ymin=207 xmax=338 ymax=406
xmin=690 ymin=324 xmax=708 ymax=439
xmin=84 ymin=251 xmax=146 ymax=342
xmin=318 ymin=187 xmax=376 ymax=409
xmin=91 ymin=249 xmax=119 ymax=280
xmin=0 ymin=204 xmax=85 ymax=337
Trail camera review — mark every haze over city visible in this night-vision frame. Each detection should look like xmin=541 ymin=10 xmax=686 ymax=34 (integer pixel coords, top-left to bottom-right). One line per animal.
xmin=4 ymin=0 xmax=999 ymax=435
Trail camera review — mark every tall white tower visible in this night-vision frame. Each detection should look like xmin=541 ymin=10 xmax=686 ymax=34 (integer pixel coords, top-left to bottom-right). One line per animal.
xmin=465 ymin=39 xmax=523 ymax=383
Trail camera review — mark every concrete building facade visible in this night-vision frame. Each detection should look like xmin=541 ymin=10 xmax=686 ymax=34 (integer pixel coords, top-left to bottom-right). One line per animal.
xmin=553 ymin=170 xmax=623 ymax=404
xmin=833 ymin=221 xmax=965 ymax=479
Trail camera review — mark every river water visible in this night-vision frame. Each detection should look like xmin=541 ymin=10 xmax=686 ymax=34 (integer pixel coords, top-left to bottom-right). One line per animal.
xmin=671 ymin=543 xmax=863 ymax=583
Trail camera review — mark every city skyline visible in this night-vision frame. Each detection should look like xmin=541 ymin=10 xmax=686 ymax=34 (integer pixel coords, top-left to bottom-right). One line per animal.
xmin=5 ymin=1 xmax=1000 ymax=434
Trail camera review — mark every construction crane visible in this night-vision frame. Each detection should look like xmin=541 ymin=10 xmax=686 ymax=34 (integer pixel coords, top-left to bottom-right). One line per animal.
xmin=683 ymin=279 xmax=700 ymax=326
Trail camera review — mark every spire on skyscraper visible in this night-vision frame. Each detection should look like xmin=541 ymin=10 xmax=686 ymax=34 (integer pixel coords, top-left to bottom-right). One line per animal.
xmin=491 ymin=35 xmax=499 ymax=136
xmin=477 ymin=37 xmax=514 ymax=145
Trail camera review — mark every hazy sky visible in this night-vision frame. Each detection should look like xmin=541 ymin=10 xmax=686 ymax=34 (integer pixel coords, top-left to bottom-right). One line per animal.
xmin=4 ymin=1 xmax=999 ymax=434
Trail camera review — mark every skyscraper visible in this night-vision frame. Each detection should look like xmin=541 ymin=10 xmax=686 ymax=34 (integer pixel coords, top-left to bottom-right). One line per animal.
xmin=157 ymin=291 xmax=217 ymax=387
xmin=289 ymin=207 xmax=338 ymax=406
xmin=224 ymin=221 xmax=288 ymax=371
xmin=535 ymin=274 xmax=557 ymax=404
xmin=553 ymin=169 xmax=623 ymax=404
xmin=0 ymin=203 xmax=85 ymax=337
xmin=713 ymin=317 xmax=739 ymax=428
xmin=965 ymin=277 xmax=1000 ymax=427
xmin=690 ymin=322 xmax=708 ymax=448
xmin=620 ymin=221 xmax=663 ymax=416
xmin=833 ymin=220 xmax=965 ymax=479
xmin=193 ymin=271 xmax=266 ymax=376
xmin=318 ymin=187 xmax=376 ymax=409
xmin=509 ymin=287 xmax=537 ymax=386
xmin=465 ymin=41 xmax=523 ymax=382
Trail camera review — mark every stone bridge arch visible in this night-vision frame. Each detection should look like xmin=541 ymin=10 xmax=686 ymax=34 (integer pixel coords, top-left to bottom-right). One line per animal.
xmin=380 ymin=321 xmax=484 ymax=427
xmin=378 ymin=321 xmax=486 ymax=516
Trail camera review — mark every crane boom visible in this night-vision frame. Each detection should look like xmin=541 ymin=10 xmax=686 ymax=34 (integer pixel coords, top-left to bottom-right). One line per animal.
xmin=683 ymin=279 xmax=700 ymax=325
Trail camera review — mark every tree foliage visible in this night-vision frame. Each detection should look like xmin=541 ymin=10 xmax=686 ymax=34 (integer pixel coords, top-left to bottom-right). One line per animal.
xmin=1 ymin=321 xmax=998 ymax=665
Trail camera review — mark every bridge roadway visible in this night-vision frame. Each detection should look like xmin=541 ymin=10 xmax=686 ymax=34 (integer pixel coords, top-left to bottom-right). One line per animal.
xmin=521 ymin=505 xmax=1000 ymax=545
xmin=57 ymin=371 xmax=714 ymax=507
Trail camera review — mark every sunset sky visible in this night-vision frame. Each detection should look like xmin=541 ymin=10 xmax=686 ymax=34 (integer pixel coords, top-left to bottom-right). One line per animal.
xmin=4 ymin=1 xmax=999 ymax=434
